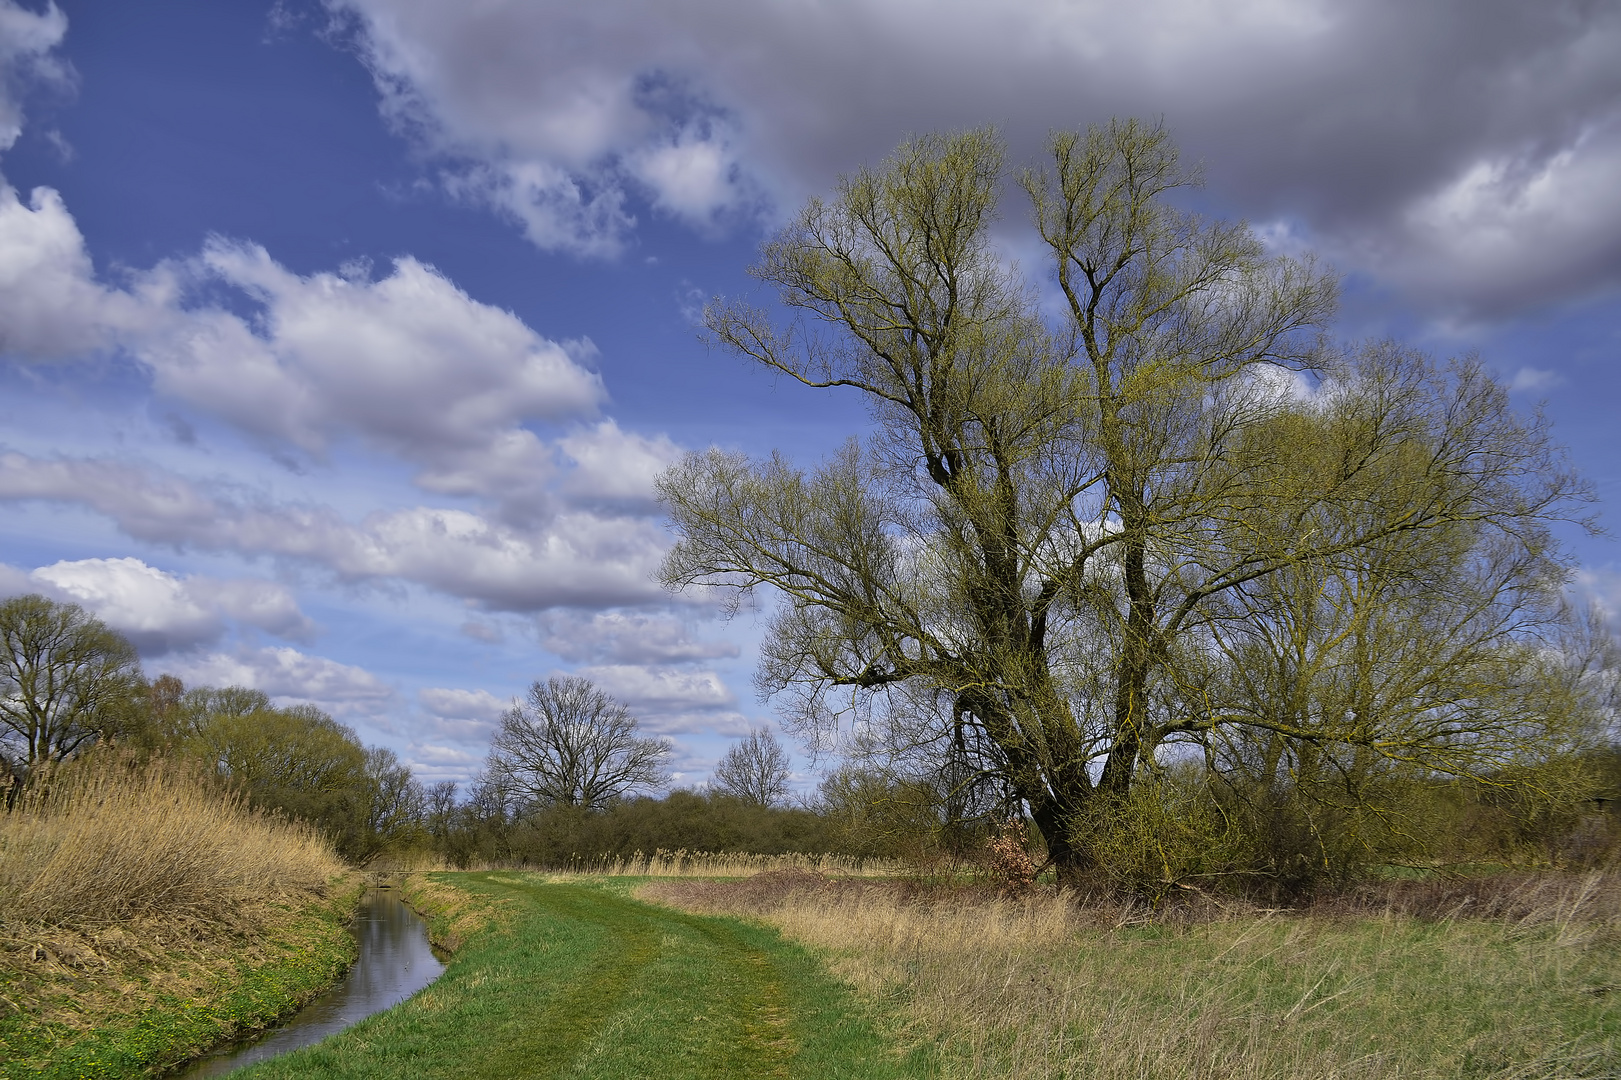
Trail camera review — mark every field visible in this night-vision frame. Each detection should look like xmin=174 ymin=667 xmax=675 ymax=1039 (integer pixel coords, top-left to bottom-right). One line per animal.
xmin=5 ymin=771 xmax=1618 ymax=1080
xmin=649 ymin=870 xmax=1621 ymax=1079
xmin=225 ymin=871 xmax=934 ymax=1079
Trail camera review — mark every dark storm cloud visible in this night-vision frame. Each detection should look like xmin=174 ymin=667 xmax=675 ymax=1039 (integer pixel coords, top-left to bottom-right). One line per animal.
xmin=330 ymin=0 xmax=1621 ymax=317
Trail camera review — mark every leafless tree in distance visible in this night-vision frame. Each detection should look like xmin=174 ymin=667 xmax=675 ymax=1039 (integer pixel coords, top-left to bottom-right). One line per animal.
xmin=710 ymin=726 xmax=792 ymax=806
xmin=487 ymin=676 xmax=670 ymax=811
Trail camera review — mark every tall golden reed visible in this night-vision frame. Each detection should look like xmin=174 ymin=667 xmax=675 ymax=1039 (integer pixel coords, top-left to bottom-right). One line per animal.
xmin=0 ymin=753 xmax=344 ymax=927
xmin=434 ymin=849 xmax=906 ymax=877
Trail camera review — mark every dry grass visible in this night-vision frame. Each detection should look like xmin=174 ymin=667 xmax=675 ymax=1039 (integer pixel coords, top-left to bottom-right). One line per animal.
xmin=0 ymin=753 xmax=344 ymax=928
xmin=440 ymin=849 xmax=907 ymax=878
xmin=0 ymin=753 xmax=356 ymax=1063
xmin=647 ymin=871 xmax=1621 ymax=1079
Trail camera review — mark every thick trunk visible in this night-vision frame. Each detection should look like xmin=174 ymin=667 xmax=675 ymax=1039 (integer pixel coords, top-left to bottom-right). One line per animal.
xmin=1100 ymin=529 xmax=1154 ymax=798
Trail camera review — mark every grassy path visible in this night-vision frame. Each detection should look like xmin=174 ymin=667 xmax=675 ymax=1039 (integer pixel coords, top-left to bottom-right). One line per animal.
xmin=231 ymin=873 xmax=934 ymax=1080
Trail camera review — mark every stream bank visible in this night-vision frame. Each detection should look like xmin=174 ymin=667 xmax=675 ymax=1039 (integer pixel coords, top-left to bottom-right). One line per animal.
xmin=0 ymin=876 xmax=364 ymax=1080
xmin=172 ymin=886 xmax=442 ymax=1078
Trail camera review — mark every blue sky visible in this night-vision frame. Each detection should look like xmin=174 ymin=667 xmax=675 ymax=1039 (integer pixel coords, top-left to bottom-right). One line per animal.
xmin=0 ymin=0 xmax=1616 ymax=791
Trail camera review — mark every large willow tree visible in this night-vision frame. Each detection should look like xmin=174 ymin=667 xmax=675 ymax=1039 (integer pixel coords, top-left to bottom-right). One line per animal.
xmin=658 ymin=121 xmax=1591 ymax=881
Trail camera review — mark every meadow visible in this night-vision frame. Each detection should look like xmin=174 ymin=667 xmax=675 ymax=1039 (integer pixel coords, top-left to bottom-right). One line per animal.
xmin=3 ymin=755 xmax=1618 ymax=1078
xmin=220 ymin=871 xmax=935 ymax=1080
xmin=648 ymin=870 xmax=1621 ymax=1079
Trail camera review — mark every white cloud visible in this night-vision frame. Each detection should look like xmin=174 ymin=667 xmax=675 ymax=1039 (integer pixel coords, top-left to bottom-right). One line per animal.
xmin=445 ymin=160 xmax=634 ymax=259
xmin=134 ymin=241 xmax=607 ymax=523
xmin=0 ymin=0 xmax=69 ymax=153
xmin=0 ymin=182 xmax=688 ymax=615
xmin=326 ymin=0 xmax=1621 ymax=316
xmin=419 ymin=686 xmax=508 ymax=721
xmin=558 ymin=419 xmax=682 ymax=511
xmin=404 ymin=741 xmax=485 ymax=783
xmin=623 ymin=118 xmax=755 ymax=232
xmin=1575 ymin=567 xmax=1621 ymax=626
xmin=0 ymin=452 xmax=671 ymax=611
xmin=576 ymin=663 xmax=736 ymax=712
xmin=1508 ymin=366 xmax=1566 ymax=394
xmin=2 ymin=556 xmax=315 ymax=655
xmin=416 ymin=687 xmax=507 ymax=747
xmin=160 ymin=645 xmax=395 ymax=715
xmin=0 ymin=184 xmax=153 ymax=357
xmin=538 ymin=609 xmax=738 ymax=664
xmin=146 ymin=241 xmax=604 ymax=457
xmin=637 ymin=709 xmax=753 ymax=738
xmin=0 ymin=187 xmax=610 ymax=520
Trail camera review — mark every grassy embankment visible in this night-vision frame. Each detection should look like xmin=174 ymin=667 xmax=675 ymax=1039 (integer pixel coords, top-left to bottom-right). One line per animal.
xmin=650 ymin=870 xmax=1621 ymax=1079
xmin=0 ymin=756 xmax=358 ymax=1079
xmin=224 ymin=870 xmax=934 ymax=1079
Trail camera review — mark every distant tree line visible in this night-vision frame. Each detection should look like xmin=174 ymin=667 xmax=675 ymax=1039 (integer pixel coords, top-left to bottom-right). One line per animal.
xmin=4 ymin=590 xmax=1618 ymax=891
xmin=0 ymin=593 xmax=425 ymax=861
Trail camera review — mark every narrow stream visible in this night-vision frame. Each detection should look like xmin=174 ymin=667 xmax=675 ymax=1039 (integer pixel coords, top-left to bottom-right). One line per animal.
xmin=173 ymin=887 xmax=444 ymax=1078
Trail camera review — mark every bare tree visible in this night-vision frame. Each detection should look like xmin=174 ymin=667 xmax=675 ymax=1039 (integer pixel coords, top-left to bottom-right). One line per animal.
xmin=0 ymin=594 xmax=143 ymax=771
xmin=711 ymin=726 xmax=792 ymax=806
xmin=487 ymin=676 xmax=670 ymax=811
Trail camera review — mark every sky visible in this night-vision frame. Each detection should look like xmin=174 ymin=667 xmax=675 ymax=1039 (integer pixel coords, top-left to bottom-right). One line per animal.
xmin=0 ymin=0 xmax=1617 ymax=793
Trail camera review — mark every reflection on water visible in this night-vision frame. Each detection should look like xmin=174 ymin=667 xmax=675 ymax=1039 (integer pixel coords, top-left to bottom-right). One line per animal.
xmin=174 ymin=887 xmax=443 ymax=1078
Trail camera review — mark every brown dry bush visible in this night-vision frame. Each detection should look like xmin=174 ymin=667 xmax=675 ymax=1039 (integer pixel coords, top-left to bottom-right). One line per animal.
xmin=0 ymin=752 xmax=345 ymax=928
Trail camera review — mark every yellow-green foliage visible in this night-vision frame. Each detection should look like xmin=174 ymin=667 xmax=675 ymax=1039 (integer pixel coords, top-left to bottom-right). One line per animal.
xmin=0 ymin=752 xmax=344 ymax=927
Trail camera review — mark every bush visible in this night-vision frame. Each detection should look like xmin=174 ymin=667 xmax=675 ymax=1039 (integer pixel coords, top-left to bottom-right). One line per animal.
xmin=436 ymin=788 xmax=841 ymax=867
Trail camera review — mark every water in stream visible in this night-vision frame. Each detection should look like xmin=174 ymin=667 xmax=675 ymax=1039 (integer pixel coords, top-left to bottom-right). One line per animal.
xmin=173 ymin=887 xmax=444 ymax=1077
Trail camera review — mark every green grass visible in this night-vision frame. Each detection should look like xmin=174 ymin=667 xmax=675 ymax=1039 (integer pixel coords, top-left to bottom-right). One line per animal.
xmin=231 ymin=872 xmax=936 ymax=1080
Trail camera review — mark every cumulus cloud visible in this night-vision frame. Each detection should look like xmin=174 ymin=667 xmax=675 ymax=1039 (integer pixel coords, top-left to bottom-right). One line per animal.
xmin=0 ymin=556 xmax=314 ymax=655
xmin=1574 ymin=567 xmax=1621 ymax=626
xmin=0 ymin=451 xmax=670 ymax=610
xmin=0 ymin=185 xmax=612 ymax=521
xmin=416 ymin=686 xmax=507 ymax=746
xmin=419 ymin=686 xmax=508 ymax=721
xmin=0 ymin=0 xmax=69 ymax=153
xmin=0 ymin=184 xmax=154 ymax=357
xmin=143 ymin=241 xmax=604 ymax=461
xmin=445 ymin=160 xmax=635 ymax=259
xmin=577 ymin=663 xmax=735 ymax=712
xmin=403 ymin=740 xmax=485 ymax=784
xmin=557 ymin=419 xmax=682 ymax=512
xmin=538 ymin=609 xmax=738 ymax=665
xmin=161 ymin=645 xmax=395 ymax=715
xmin=326 ymin=0 xmax=1621 ymax=316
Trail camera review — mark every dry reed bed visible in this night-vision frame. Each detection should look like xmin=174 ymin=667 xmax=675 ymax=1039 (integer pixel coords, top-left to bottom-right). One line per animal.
xmin=647 ymin=871 xmax=1621 ymax=1079
xmin=0 ymin=755 xmax=351 ymax=1045
xmin=0 ymin=754 xmax=342 ymax=927
xmin=433 ymin=850 xmax=906 ymax=878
